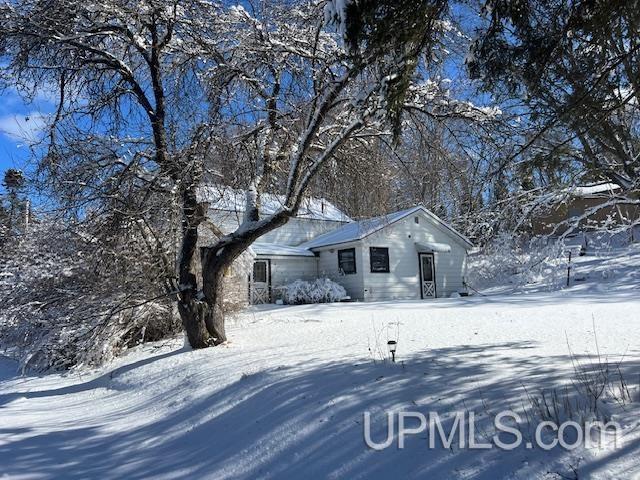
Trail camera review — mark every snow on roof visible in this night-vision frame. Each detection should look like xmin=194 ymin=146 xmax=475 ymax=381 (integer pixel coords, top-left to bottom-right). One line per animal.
xmin=572 ymin=183 xmax=621 ymax=196
xmin=299 ymin=208 xmax=413 ymax=249
xmin=300 ymin=206 xmax=473 ymax=250
xmin=197 ymin=185 xmax=351 ymax=222
xmin=252 ymin=242 xmax=316 ymax=257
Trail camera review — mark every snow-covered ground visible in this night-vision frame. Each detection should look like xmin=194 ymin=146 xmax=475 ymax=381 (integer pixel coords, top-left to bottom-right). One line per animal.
xmin=1 ymin=246 xmax=639 ymax=479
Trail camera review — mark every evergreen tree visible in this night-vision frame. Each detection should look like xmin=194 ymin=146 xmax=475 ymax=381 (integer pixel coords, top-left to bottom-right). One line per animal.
xmin=1 ymin=169 xmax=26 ymax=237
xmin=468 ymin=0 xmax=640 ymax=191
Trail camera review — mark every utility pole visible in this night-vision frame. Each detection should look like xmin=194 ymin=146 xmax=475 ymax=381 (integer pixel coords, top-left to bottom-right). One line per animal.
xmin=23 ymin=199 xmax=30 ymax=234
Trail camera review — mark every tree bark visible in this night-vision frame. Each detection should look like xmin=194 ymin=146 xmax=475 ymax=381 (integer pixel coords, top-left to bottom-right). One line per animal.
xmin=202 ymin=273 xmax=227 ymax=344
xmin=177 ymin=252 xmax=228 ymax=348
xmin=201 ymin=249 xmax=232 ymax=345
xmin=177 ymin=299 xmax=212 ymax=348
xmin=176 ymin=187 xmax=213 ymax=348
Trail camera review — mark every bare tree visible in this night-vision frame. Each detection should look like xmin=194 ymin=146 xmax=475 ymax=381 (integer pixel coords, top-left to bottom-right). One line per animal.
xmin=0 ymin=0 xmax=229 ymax=347
xmin=180 ymin=0 xmax=453 ymax=346
xmin=2 ymin=0 xmax=488 ymax=348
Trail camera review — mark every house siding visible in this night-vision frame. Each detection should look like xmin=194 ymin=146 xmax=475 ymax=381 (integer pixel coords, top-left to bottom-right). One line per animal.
xmin=316 ymin=242 xmax=365 ymax=300
xmin=203 ymin=205 xmax=470 ymax=304
xmin=261 ymin=218 xmax=347 ymax=245
xmin=360 ymin=210 xmax=468 ymax=301
xmin=261 ymin=256 xmax=319 ymax=302
xmin=531 ymin=191 xmax=640 ymax=236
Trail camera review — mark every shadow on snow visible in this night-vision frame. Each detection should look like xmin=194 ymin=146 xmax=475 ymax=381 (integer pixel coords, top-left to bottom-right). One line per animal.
xmin=0 ymin=343 xmax=638 ymax=479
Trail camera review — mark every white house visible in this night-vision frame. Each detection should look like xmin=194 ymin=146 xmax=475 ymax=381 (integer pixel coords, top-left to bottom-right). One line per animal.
xmin=198 ymin=187 xmax=473 ymax=305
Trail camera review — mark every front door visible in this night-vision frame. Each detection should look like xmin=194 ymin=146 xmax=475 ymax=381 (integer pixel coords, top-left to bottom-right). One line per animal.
xmin=419 ymin=253 xmax=436 ymax=298
xmin=251 ymin=260 xmax=270 ymax=304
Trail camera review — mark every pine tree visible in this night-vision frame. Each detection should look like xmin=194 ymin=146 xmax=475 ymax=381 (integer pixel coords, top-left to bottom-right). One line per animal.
xmin=1 ymin=169 xmax=26 ymax=236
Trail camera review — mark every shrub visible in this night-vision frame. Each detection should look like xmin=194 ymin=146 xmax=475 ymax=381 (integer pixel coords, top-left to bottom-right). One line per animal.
xmin=467 ymin=233 xmax=566 ymax=291
xmin=280 ymin=278 xmax=347 ymax=304
xmin=0 ymin=220 xmax=181 ymax=372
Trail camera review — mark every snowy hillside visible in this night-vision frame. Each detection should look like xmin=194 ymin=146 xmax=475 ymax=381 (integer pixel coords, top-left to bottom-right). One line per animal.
xmin=1 ymin=246 xmax=639 ymax=479
xmin=469 ymin=239 xmax=640 ymax=296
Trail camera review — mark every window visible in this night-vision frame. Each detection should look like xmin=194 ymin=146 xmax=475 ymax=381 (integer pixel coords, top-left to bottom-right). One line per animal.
xmin=421 ymin=254 xmax=434 ymax=282
xmin=414 ymin=216 xmax=419 ymax=224
xmin=369 ymin=247 xmax=390 ymax=273
xmin=253 ymin=261 xmax=267 ymax=283
xmin=338 ymin=248 xmax=356 ymax=274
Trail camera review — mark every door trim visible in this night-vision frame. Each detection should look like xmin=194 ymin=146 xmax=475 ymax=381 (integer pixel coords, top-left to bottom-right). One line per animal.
xmin=250 ymin=259 xmax=271 ymax=304
xmin=418 ymin=253 xmax=436 ymax=299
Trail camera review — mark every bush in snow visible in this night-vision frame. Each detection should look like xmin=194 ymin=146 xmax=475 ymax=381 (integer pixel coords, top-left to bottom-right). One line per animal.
xmin=0 ymin=220 xmax=181 ymax=372
xmin=280 ymin=278 xmax=347 ymax=304
xmin=466 ymin=233 xmax=567 ymax=291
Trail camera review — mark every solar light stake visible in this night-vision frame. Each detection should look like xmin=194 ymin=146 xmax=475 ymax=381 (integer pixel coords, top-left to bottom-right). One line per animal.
xmin=387 ymin=340 xmax=397 ymax=362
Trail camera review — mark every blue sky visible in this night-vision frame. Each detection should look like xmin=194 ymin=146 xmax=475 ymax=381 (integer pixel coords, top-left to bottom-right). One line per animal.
xmin=0 ymin=87 xmax=55 ymax=181
xmin=0 ymin=2 xmax=490 ymax=188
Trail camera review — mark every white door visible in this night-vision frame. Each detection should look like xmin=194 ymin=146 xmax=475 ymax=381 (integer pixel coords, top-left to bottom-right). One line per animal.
xmin=251 ymin=260 xmax=270 ymax=304
xmin=419 ymin=253 xmax=436 ymax=298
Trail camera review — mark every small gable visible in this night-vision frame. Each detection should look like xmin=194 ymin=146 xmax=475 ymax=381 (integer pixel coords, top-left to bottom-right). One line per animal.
xmin=300 ymin=206 xmax=472 ymax=250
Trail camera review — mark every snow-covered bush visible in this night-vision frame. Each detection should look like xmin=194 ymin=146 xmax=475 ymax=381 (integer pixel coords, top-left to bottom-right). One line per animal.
xmin=467 ymin=233 xmax=567 ymax=291
xmin=0 ymin=220 xmax=180 ymax=372
xmin=280 ymin=278 xmax=347 ymax=304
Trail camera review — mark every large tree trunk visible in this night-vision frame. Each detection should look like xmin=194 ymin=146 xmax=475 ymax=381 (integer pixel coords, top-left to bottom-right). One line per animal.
xmin=175 ymin=185 xmax=249 ymax=348
xmin=179 ymin=197 xmax=293 ymax=349
xmin=202 ymin=272 xmax=227 ymax=344
xmin=178 ymin=298 xmax=212 ymax=348
xmin=176 ymin=273 xmax=227 ymax=348
xmin=177 ymin=256 xmax=228 ymax=348
xmin=201 ymin=250 xmax=231 ymax=345
xmin=176 ymin=187 xmax=215 ymax=348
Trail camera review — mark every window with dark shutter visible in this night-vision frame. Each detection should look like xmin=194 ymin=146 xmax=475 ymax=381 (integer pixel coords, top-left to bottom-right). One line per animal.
xmin=338 ymin=248 xmax=356 ymax=274
xmin=369 ymin=247 xmax=390 ymax=273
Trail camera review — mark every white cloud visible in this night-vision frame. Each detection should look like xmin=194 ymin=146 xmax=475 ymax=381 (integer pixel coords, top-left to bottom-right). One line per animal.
xmin=2 ymin=83 xmax=60 ymax=110
xmin=0 ymin=112 xmax=49 ymax=144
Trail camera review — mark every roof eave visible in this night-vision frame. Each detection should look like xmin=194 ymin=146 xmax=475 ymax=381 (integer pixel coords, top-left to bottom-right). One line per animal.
xmin=255 ymin=253 xmax=316 ymax=258
xmin=303 ymin=205 xmax=474 ymax=251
